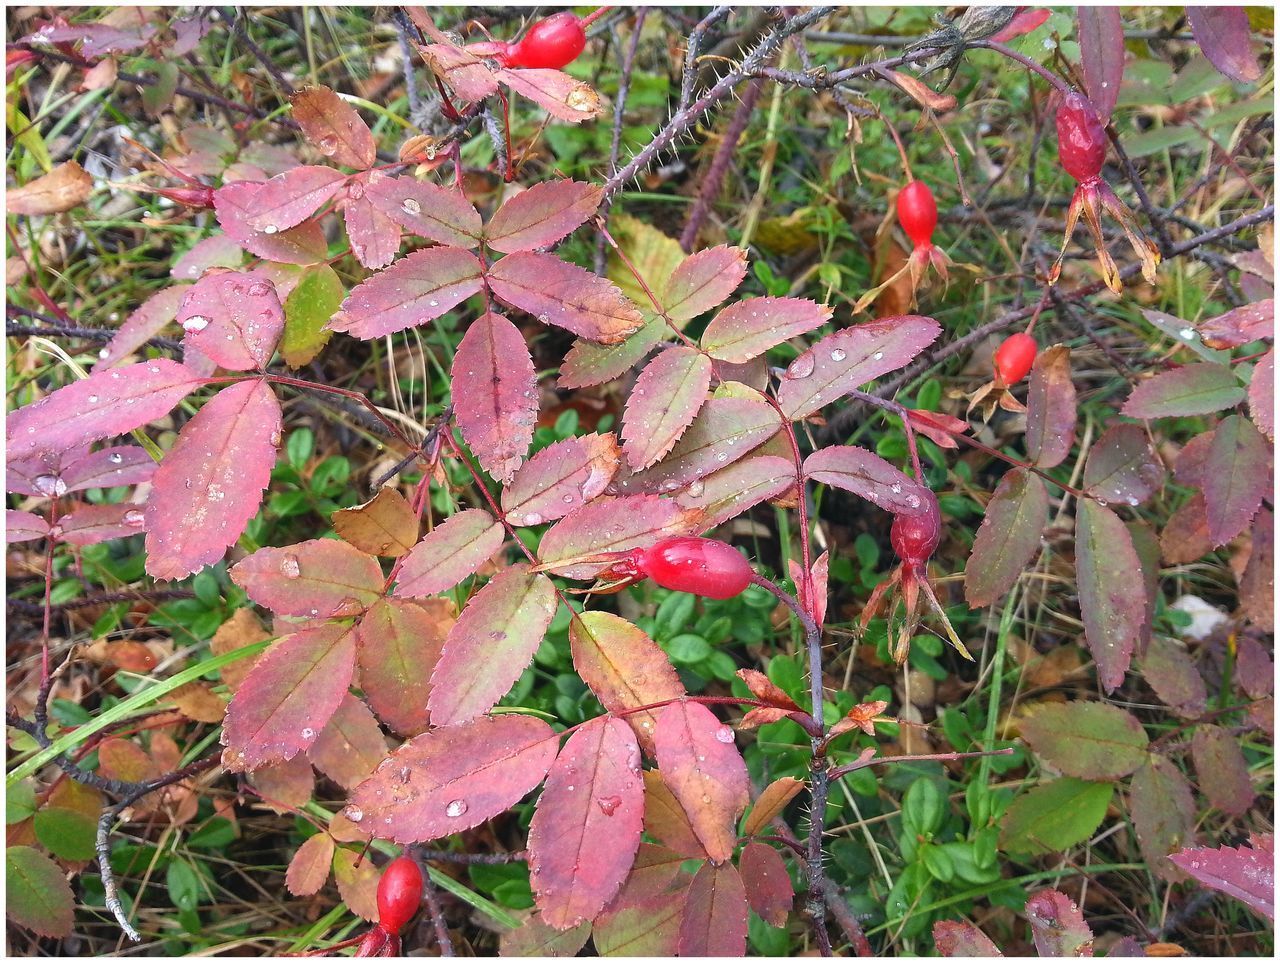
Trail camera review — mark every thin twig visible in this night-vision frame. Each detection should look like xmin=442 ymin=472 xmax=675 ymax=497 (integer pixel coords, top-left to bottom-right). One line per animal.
xmin=595 ymin=8 xmax=647 ymax=274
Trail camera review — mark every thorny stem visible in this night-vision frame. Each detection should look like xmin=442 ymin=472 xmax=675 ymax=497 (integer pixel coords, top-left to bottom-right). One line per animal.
xmin=596 ymin=8 xmax=647 ymax=274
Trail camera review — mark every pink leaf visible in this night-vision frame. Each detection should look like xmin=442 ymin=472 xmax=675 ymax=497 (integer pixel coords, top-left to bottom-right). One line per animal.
xmin=485 ymin=179 xmax=602 ymax=254
xmin=177 ymin=271 xmax=285 ymax=370
xmin=1082 ymin=423 xmax=1164 ymax=506
xmin=230 ymin=537 xmax=384 ymax=618
xmin=451 ymin=312 xmax=538 ymax=484
xmin=7 ymin=360 xmax=203 ymax=460
xmin=6 ymin=509 xmax=50 ymax=543
xmin=56 ymin=502 xmax=147 ymax=545
xmin=221 ymin=621 xmax=358 ymax=771
xmin=906 ymin=408 xmax=968 ymax=449
xmin=290 ymin=85 xmax=377 ymax=169
xmin=777 ymin=315 xmax=942 ymax=419
xmin=1249 ymin=349 xmax=1273 ymax=440
xmin=392 ymin=509 xmax=505 ymax=598
xmin=342 ymin=172 xmax=401 ymax=270
xmin=528 ymin=717 xmax=644 ymax=929
xmin=172 ymin=234 xmax=245 ymax=282
xmin=991 ymin=8 xmax=1051 ymax=42
xmin=364 ymin=173 xmax=482 ymax=248
xmin=663 ymin=245 xmax=748 ymax=322
xmin=494 ymin=68 xmax=604 ymax=123
xmin=330 ymin=246 xmax=484 ymax=339
xmin=97 ymin=284 xmax=189 ymax=367
xmin=933 ymin=920 xmax=1003 ymax=957
xmin=356 ymin=597 xmax=452 ymax=736
xmin=285 ymin=833 xmax=335 ymax=897
xmin=243 ymin=165 xmax=348 ymax=234
xmin=622 ymin=347 xmax=713 ymax=470
xmin=701 ymin=297 xmax=833 ymax=363
xmin=345 ymin=714 xmax=559 ymax=842
xmin=1187 ymin=7 xmax=1263 ymax=84
xmin=501 ymin=433 xmax=621 ymax=527
xmin=538 ymin=495 xmax=696 ymax=579
xmin=306 ymin=694 xmax=388 ymax=790
xmin=964 ymin=469 xmax=1049 ymax=608
xmin=487 ymin=252 xmax=644 ymax=345
xmin=1203 ymin=415 xmax=1270 ymax=546
xmin=1198 ymin=298 xmax=1273 ymax=349
xmin=802 ymin=445 xmax=933 ymax=515
xmin=1077 ymin=8 xmax=1124 ymax=122
xmin=740 ymin=841 xmax=792 ymax=927
xmin=144 ymin=379 xmax=281 ymax=580
xmin=654 ymin=701 xmax=749 ymax=863
xmin=418 ymin=40 xmax=500 ymax=103
xmin=1025 ymin=889 xmax=1094 ymax=956
xmin=677 ymin=860 xmax=748 ymax=956
xmin=427 ymin=565 xmax=558 ymax=726
xmin=1075 ymin=500 xmax=1144 ymax=691
xmin=213 ymin=181 xmax=330 ymax=264
xmin=675 ymin=455 xmax=796 ymax=530
xmin=59 ymin=446 xmax=155 ymax=493
xmin=1169 ymin=835 xmax=1274 ymax=920
xmin=1121 ymin=363 xmax=1246 ymax=418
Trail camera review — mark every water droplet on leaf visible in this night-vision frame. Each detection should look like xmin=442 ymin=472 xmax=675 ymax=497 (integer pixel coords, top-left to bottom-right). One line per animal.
xmin=280 ymin=554 xmax=302 ymax=578
xmin=445 ymin=799 xmax=468 ymax=818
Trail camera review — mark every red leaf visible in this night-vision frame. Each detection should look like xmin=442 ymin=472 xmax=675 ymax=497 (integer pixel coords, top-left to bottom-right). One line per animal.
xmin=500 ymin=434 xmax=621 ymax=526
xmin=306 ymin=694 xmax=388 ymax=790
xmin=452 ymin=312 xmax=538 ymax=484
xmin=485 ymin=179 xmax=602 ymax=254
xmin=1187 ymin=7 xmax=1263 ymax=84
xmin=528 ymin=717 xmax=645 ymax=929
xmin=356 ymin=597 xmax=451 ymax=736
xmin=802 ymin=445 xmax=932 ymax=516
xmin=677 ymin=861 xmax=748 ymax=956
xmin=906 ymin=409 xmax=968 ymax=449
xmin=1250 ymin=349 xmax=1273 ymax=440
xmin=654 ymin=701 xmax=749 ymax=863
xmin=964 ymin=469 xmax=1048 ymax=608
xmin=7 ymin=359 xmax=203 ymax=460
xmin=248 ymin=755 xmax=315 ymax=813
xmin=663 ymin=245 xmax=748 ymax=322
xmin=569 ymin=611 xmax=684 ymax=755
xmin=144 ymin=378 xmax=282 ymax=579
xmin=1198 ymin=298 xmax=1273 ymax=349
xmin=487 ymin=251 xmax=645 ymax=344
xmin=1130 ymin=755 xmax=1197 ymax=882
xmin=777 ymin=315 xmax=942 ymax=419
xmin=331 ymin=246 xmax=484 ymax=339
xmin=221 ymin=621 xmax=358 ymax=771
xmin=736 ymin=669 xmax=801 ymax=712
xmin=392 ymin=508 xmax=505 ymax=598
xmin=1139 ymin=635 xmax=1207 ymax=719
xmin=6 ymin=509 xmax=50 ymax=543
xmin=1075 ymin=500 xmax=1144 ymax=691
xmin=495 ymin=68 xmax=604 ymax=123
xmin=740 ymin=841 xmax=793 ymax=927
xmin=1025 ymin=345 xmax=1077 ymax=469
xmin=701 ymin=297 xmax=833 ymax=363
xmin=98 ymin=285 xmax=189 ymax=367
xmin=674 ymin=455 xmax=795 ymax=530
xmin=1121 ymin=363 xmax=1246 ymax=418
xmin=56 ymin=502 xmax=147 ymax=545
xmin=177 ymin=271 xmax=285 ymax=370
xmin=622 ymin=347 xmax=712 ymax=470
xmin=1191 ymin=724 xmax=1255 ymax=817
xmin=1160 ymin=492 xmax=1213 ymax=564
xmin=290 ymin=85 xmax=377 ymax=169
xmin=342 ymin=172 xmax=401 ymax=270
xmin=991 ymin=7 xmax=1051 ymax=42
xmin=1169 ymin=835 xmax=1274 ymax=920
xmin=231 ymin=537 xmax=383 ymax=618
xmin=364 ymin=173 xmax=482 ymax=248
xmin=1025 ymin=889 xmax=1094 ymax=956
xmin=1202 ymin=415 xmax=1270 ymax=546
xmin=172 ymin=235 xmax=243 ymax=282
xmin=933 ymin=920 xmax=1002 ymax=957
xmin=58 ymin=446 xmax=155 ymax=492
xmin=345 ymin=714 xmax=559 ymax=842
xmin=1082 ymin=423 xmax=1164 ymax=506
xmin=538 ymin=495 xmax=696 ymax=579
xmin=418 ymin=40 xmax=500 ymax=102
xmin=427 ymin=565 xmax=558 ymax=726
xmin=5 ymin=846 xmax=75 ymax=939
xmin=1078 ymin=8 xmax=1124 ymax=122
xmin=214 ymin=181 xmax=330 ymax=264
xmin=243 ymin=165 xmax=348 ymax=234
xmin=1239 ymin=510 xmax=1274 ymax=633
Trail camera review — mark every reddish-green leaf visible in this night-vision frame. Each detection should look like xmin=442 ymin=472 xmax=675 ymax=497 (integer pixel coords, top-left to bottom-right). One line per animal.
xmin=1160 ymin=492 xmax=1212 ymax=564
xmin=221 ymin=621 xmax=358 ymax=771
xmin=501 ymin=434 xmax=621 ymax=527
xmin=802 ymin=445 xmax=932 ymax=515
xmin=1250 ymin=349 xmax=1273 ymax=440
xmin=1239 ymin=509 xmax=1274 ymax=631
xmin=569 ymin=611 xmax=684 ymax=755
xmin=539 ymin=495 xmax=695 ymax=579
xmin=663 ymin=245 xmax=748 ymax=321
xmin=1140 ymin=636 xmax=1207 ymax=719
xmin=1130 ymin=755 xmax=1196 ymax=882
xmin=1170 ymin=836 xmax=1274 ymax=920
xmin=427 ymin=565 xmax=558 ymax=726
xmin=1075 ymin=500 xmax=1145 ymax=691
xmin=776 ymin=315 xmax=941 ymax=419
xmin=740 ymin=841 xmax=792 ymax=926
xmin=364 ymin=173 xmax=482 ymax=248
xmin=933 ymin=920 xmax=1002 ymax=957
xmin=332 ymin=487 xmax=418 ymax=557
xmin=286 ymin=833 xmax=335 ymax=897
xmin=248 ymin=755 xmax=315 ymax=813
xmin=393 ymin=508 xmax=504 ymax=598
xmin=1121 ymin=363 xmax=1245 ymax=418
xmin=331 ymin=246 xmax=484 ymax=339
xmin=675 ymin=455 xmax=795 ymax=529
xmin=144 ymin=378 xmax=281 ymax=579
xmin=500 ymin=913 xmax=591 ymax=957
xmin=743 ymin=776 xmax=806 ymax=837
xmin=177 ymin=271 xmax=284 ymax=371
xmin=342 ymin=172 xmax=401 ymax=270
xmin=452 ymin=312 xmax=538 ymax=484
xmin=558 ymin=319 xmax=665 ymax=390
xmin=1187 ymin=7 xmax=1263 ymax=83
xmin=306 ymin=694 xmax=386 ymax=790
xmin=487 ymin=252 xmax=644 ymax=344
xmin=485 ymin=179 xmax=601 ymax=253
xmin=1024 ymin=345 xmax=1077 ymax=469
xmin=281 ymin=263 xmax=343 ymax=367
xmin=1203 ymin=415 xmax=1270 ymax=546
xmin=592 ymin=845 xmax=689 ymax=956
xmin=998 ymin=778 xmax=1113 ymax=856
xmin=495 ymin=68 xmax=604 ymax=123
xmin=357 ymin=597 xmax=451 ymax=735
xmin=6 ymin=845 xmax=74 ymax=938
xmin=1198 ymin=298 xmax=1273 ymax=349
xmin=677 ymin=861 xmax=748 ymax=956
xmin=345 ymin=714 xmax=559 ymax=842
xmin=1018 ymin=701 xmax=1149 ymax=779
xmin=244 ymin=165 xmax=348 ymax=233
xmin=1192 ymin=724 xmax=1255 ymax=817
xmin=701 ymin=297 xmax=833 ymax=363
xmin=98 ymin=284 xmax=189 ymax=367
xmin=1078 ymin=8 xmax=1124 ymax=121
xmin=1025 ymin=889 xmax=1094 ymax=956
xmin=528 ymin=717 xmax=644 ymax=929
xmin=7 ymin=359 xmax=202 ymax=459
xmin=1082 ymin=423 xmax=1164 ymax=507
xmin=290 ymin=85 xmax=376 ymax=169
xmin=964 ymin=469 xmax=1048 ymax=608
xmin=642 ymin=770 xmax=708 ymax=857
xmin=622 ymin=346 xmax=712 ymax=470
xmin=654 ymin=701 xmax=749 ymax=863
xmin=231 ymin=537 xmax=383 ymax=618
xmin=333 ymin=847 xmax=380 ymax=922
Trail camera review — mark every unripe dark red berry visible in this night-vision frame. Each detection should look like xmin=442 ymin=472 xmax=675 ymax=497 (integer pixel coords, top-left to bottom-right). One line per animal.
xmin=504 ymin=12 xmax=586 ymax=69
xmin=890 ymin=490 xmax=942 ymax=570
xmin=897 ymin=180 xmax=938 ymax=248
xmin=375 ymin=856 xmax=422 ymax=934
xmin=639 ymin=536 xmax=754 ymax=600
xmin=1056 ymin=92 xmax=1107 ymax=183
xmin=994 ymin=332 xmax=1038 ymax=385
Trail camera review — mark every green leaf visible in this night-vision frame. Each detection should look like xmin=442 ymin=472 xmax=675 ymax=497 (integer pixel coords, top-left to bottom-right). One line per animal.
xmin=7 ymin=780 xmax=38 ymax=824
xmin=34 ymin=807 xmax=97 ymax=861
xmin=665 ymin=633 xmax=712 ymax=665
xmin=998 ymin=778 xmax=1113 ymax=856
xmin=902 ymin=778 xmax=946 ymax=836
xmin=6 ymin=846 xmax=74 ymax=938
xmin=1018 ymin=702 xmax=1149 ymax=779
xmin=1121 ymin=125 xmax=1200 ymax=158
xmin=167 ymin=859 xmax=202 ymax=911
xmin=281 ymin=264 xmax=343 ymax=367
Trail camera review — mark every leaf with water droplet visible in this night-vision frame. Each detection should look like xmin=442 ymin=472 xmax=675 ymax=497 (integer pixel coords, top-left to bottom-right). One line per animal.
xmin=231 ymin=537 xmax=383 ymax=617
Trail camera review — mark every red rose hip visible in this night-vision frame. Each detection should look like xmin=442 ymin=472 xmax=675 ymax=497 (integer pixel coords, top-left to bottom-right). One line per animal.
xmin=890 ymin=490 xmax=942 ymax=573
xmin=376 ymin=856 xmax=423 ymax=934
xmin=1056 ymin=92 xmax=1107 ymax=183
xmin=897 ymin=180 xmax=938 ymax=248
xmin=504 ymin=12 xmax=587 ymax=69
xmin=638 ymin=536 xmax=754 ymax=600
xmin=994 ymin=332 xmax=1037 ymax=385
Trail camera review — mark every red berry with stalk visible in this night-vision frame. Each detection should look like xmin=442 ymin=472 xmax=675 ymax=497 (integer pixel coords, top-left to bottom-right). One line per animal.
xmin=532 ymin=535 xmax=756 ymax=600
xmin=502 ymin=8 xmax=607 ymax=69
xmin=994 ymin=332 xmax=1037 ymax=386
xmin=350 ymin=856 xmax=423 ymax=957
xmin=855 ymin=179 xmax=952 ymax=314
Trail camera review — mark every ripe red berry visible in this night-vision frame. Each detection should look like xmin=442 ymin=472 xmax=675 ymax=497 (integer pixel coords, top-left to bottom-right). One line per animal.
xmin=897 ymin=180 xmax=938 ymax=248
xmin=1056 ymin=92 xmax=1107 ymax=183
xmin=638 ymin=536 xmax=754 ymax=600
xmin=376 ymin=856 xmax=422 ymax=934
xmin=890 ymin=490 xmax=942 ymax=571
xmin=504 ymin=12 xmax=586 ymax=69
xmin=994 ymin=332 xmax=1037 ymax=385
